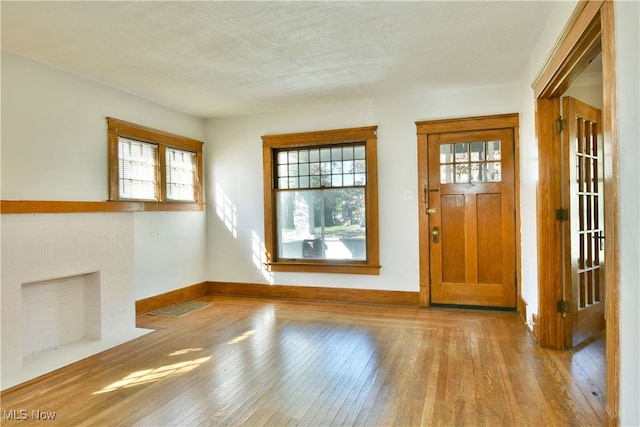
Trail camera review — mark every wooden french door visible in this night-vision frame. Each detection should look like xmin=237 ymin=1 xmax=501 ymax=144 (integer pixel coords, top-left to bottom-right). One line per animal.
xmin=426 ymin=128 xmax=516 ymax=308
xmin=562 ymin=96 xmax=605 ymax=347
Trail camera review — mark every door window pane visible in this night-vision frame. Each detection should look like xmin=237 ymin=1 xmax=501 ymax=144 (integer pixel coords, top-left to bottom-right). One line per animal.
xmin=439 ymin=141 xmax=502 ymax=184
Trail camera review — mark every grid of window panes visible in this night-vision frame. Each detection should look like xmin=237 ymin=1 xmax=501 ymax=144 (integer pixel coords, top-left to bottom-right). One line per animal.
xmin=118 ymin=137 xmax=158 ymax=200
xmin=439 ymin=141 xmax=502 ymax=184
xmin=275 ymin=144 xmax=366 ymax=189
xmin=166 ymin=147 xmax=197 ymax=201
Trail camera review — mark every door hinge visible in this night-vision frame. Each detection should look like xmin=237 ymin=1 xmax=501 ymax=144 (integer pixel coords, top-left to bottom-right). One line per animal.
xmin=555 ymin=208 xmax=569 ymax=221
xmin=554 ymin=117 xmax=567 ymax=133
xmin=557 ymin=299 xmax=570 ymax=314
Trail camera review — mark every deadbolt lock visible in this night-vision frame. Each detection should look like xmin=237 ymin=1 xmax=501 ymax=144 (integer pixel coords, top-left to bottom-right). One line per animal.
xmin=427 ymin=208 xmax=438 ymax=215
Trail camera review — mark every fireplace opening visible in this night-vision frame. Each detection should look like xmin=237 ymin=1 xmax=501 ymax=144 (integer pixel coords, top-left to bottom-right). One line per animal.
xmin=21 ymin=272 xmax=101 ymax=359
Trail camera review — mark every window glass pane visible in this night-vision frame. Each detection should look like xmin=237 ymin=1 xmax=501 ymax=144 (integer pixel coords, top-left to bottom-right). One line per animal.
xmin=278 ymin=178 xmax=289 ymax=189
xmin=277 ymin=164 xmax=288 ymax=178
xmin=320 ymin=148 xmax=331 ymax=162
xmin=332 ymin=175 xmax=343 ymax=187
xmin=288 ymin=164 xmax=299 ymax=176
xmin=487 ymin=162 xmax=502 ymax=181
xmin=321 ymin=162 xmax=332 ymax=175
xmin=470 ymin=142 xmax=484 ymax=161
xmin=470 ymin=163 xmax=483 ymax=183
xmin=343 ymin=174 xmax=354 ymax=186
xmin=354 ymin=145 xmax=366 ymax=159
xmin=440 ymin=165 xmax=454 ymax=184
xmin=354 ymin=173 xmax=366 ymax=185
xmin=310 ymin=163 xmax=320 ymax=176
xmin=299 ymin=163 xmax=309 ymax=176
xmin=288 ymin=151 xmax=298 ymax=163
xmin=309 ymin=149 xmax=320 ymax=162
xmin=277 ymin=151 xmax=288 ymax=164
xmin=455 ymin=164 xmax=469 ymax=183
xmin=288 ymin=177 xmax=299 ymax=189
xmin=455 ymin=143 xmax=469 ymax=162
xmin=118 ymin=137 xmax=158 ymax=200
xmin=166 ymin=147 xmax=196 ymax=201
xmin=299 ymin=176 xmax=310 ymax=188
xmin=332 ymin=161 xmax=342 ymax=174
xmin=331 ymin=147 xmax=342 ymax=161
xmin=354 ymin=159 xmax=366 ymax=173
xmin=343 ymin=146 xmax=354 ymax=160
xmin=343 ymin=160 xmax=354 ymax=174
xmin=276 ymin=188 xmax=366 ymax=260
xmin=487 ymin=141 xmax=501 ymax=160
xmin=298 ymin=150 xmax=309 ymax=163
xmin=321 ymin=175 xmax=332 ymax=187
xmin=440 ymin=144 xmax=454 ymax=163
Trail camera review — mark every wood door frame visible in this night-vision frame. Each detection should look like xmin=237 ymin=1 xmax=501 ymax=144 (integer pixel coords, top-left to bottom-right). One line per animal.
xmin=416 ymin=114 xmax=521 ymax=309
xmin=532 ymin=1 xmax=618 ymax=424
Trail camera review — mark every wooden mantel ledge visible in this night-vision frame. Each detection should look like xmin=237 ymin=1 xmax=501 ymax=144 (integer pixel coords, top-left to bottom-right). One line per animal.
xmin=0 ymin=200 xmax=205 ymax=214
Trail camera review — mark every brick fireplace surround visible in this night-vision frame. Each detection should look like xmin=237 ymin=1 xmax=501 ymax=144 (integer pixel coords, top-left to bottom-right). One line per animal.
xmin=1 ymin=212 xmax=151 ymax=390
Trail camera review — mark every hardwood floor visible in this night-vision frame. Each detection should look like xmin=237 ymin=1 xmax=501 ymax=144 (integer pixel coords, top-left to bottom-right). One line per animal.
xmin=1 ymin=296 xmax=605 ymax=426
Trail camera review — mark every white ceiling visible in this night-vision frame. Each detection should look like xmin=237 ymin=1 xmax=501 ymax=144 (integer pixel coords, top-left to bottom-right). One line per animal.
xmin=1 ymin=1 xmax=557 ymax=118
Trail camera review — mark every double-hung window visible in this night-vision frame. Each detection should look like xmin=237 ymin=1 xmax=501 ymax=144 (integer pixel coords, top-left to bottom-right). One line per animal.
xmin=262 ymin=126 xmax=380 ymax=275
xmin=107 ymin=117 xmax=203 ymax=209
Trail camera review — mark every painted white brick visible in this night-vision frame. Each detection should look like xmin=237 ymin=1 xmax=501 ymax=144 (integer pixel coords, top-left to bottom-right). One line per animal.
xmin=1 ymin=212 xmax=136 ymax=380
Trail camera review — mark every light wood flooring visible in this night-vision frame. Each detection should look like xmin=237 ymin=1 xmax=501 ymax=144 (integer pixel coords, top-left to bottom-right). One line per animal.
xmin=1 ymin=295 xmax=606 ymax=426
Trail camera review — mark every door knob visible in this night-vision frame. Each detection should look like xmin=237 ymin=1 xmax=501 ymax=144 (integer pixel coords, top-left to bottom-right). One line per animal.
xmin=432 ymin=226 xmax=440 ymax=243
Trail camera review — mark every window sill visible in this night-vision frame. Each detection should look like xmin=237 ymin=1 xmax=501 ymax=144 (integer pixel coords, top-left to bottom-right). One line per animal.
xmin=267 ymin=261 xmax=381 ymax=275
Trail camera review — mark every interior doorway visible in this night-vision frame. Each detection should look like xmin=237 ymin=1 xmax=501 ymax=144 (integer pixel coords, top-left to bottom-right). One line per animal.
xmin=532 ymin=1 xmax=619 ymax=423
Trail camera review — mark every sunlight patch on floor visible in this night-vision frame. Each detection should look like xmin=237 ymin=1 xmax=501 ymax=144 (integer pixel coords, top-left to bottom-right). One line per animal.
xmin=93 ymin=356 xmax=211 ymax=394
xmin=228 ymin=330 xmax=255 ymax=345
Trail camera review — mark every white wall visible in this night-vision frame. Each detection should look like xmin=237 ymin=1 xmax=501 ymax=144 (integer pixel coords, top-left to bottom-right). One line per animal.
xmin=614 ymin=1 xmax=640 ymax=424
xmin=133 ymin=211 xmax=207 ymax=299
xmin=516 ymin=0 xmax=579 ymax=325
xmin=1 ymin=51 xmax=207 ymax=299
xmin=205 ymin=85 xmax=518 ymax=291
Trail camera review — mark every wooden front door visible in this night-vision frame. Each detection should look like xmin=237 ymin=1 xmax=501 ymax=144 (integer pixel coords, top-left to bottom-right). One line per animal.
xmin=426 ymin=128 xmax=516 ymax=308
xmin=563 ymin=96 xmax=605 ymax=347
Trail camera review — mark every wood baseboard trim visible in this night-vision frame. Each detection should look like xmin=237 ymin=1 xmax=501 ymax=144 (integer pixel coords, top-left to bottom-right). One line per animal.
xmin=531 ymin=313 xmax=540 ymax=342
xmin=136 ymin=282 xmax=209 ymax=317
xmin=517 ymin=294 xmax=527 ymax=324
xmin=207 ymin=281 xmax=420 ymax=306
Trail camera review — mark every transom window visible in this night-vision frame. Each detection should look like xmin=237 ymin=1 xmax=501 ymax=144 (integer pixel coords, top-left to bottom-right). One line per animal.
xmin=439 ymin=141 xmax=502 ymax=184
xmin=107 ymin=117 xmax=203 ymax=208
xmin=262 ymin=126 xmax=380 ymax=275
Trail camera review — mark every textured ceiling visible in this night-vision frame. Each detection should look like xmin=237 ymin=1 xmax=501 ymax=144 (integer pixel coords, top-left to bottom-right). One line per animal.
xmin=1 ymin=1 xmax=556 ymax=118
